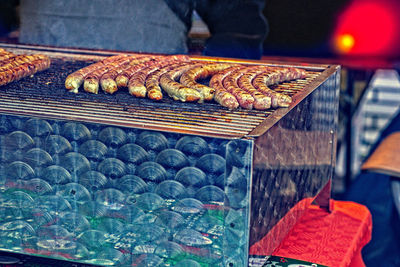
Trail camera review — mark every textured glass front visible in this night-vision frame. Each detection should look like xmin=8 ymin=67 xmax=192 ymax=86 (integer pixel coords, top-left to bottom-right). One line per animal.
xmin=0 ymin=115 xmax=253 ymax=267
xmin=250 ymin=69 xmax=339 ymax=254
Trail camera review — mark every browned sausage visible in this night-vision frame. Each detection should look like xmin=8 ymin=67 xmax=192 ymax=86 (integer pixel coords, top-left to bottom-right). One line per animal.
xmin=180 ymin=63 xmax=233 ymax=103
xmin=209 ymin=65 xmax=243 ymax=109
xmin=0 ymin=54 xmax=47 ymax=72
xmin=268 ymin=67 xmax=307 ymax=84
xmin=115 ymin=57 xmax=160 ymax=89
xmin=127 ymin=66 xmax=155 ymax=98
xmin=222 ymin=67 xmax=255 ymax=109
xmin=65 ymin=54 xmax=128 ymax=93
xmin=233 ymin=66 xmax=272 ymax=110
xmin=100 ymin=56 xmax=151 ymax=94
xmin=128 ymin=55 xmax=190 ymax=98
xmin=253 ymin=82 xmax=291 ymax=108
xmin=0 ymin=50 xmax=16 ymax=63
xmin=0 ymin=54 xmax=49 ymax=74
xmin=128 ymin=61 xmax=176 ymax=98
xmin=116 ymin=55 xmax=191 ymax=90
xmin=83 ymin=55 xmax=133 ymax=94
xmin=159 ymin=62 xmax=205 ymax=102
xmin=0 ymin=55 xmax=51 ymax=87
xmin=145 ymin=62 xmax=188 ymax=101
xmin=251 ymin=67 xmax=306 ymax=108
xmin=99 ymin=63 xmax=130 ymax=94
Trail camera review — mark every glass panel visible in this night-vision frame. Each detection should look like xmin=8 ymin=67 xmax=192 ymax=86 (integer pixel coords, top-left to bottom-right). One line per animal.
xmin=0 ymin=115 xmax=253 ymax=266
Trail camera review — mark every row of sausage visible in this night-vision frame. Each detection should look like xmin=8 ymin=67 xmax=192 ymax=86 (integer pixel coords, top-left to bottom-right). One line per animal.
xmin=0 ymin=48 xmax=51 ymax=87
xmin=65 ymin=54 xmax=307 ymax=110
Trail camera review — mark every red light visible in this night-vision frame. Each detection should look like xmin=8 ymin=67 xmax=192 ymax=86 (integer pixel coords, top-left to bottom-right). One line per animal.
xmin=336 ymin=33 xmax=355 ymax=53
xmin=332 ymin=0 xmax=400 ymax=56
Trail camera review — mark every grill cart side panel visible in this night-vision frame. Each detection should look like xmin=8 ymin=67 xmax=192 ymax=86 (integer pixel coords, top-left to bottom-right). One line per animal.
xmin=250 ymin=68 xmax=340 ymax=255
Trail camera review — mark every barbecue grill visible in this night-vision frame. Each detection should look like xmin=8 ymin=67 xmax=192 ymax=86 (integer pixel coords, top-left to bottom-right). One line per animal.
xmin=0 ymin=43 xmax=340 ymax=267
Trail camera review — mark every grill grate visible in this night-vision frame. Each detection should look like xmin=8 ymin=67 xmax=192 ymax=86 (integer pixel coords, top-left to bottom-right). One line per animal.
xmin=0 ymin=57 xmax=323 ymax=138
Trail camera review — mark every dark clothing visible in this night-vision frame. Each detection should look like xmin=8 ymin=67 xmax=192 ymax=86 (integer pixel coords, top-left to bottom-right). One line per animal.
xmin=19 ymin=0 xmax=268 ymax=59
xmin=344 ymin=110 xmax=400 ymax=266
xmin=195 ymin=0 xmax=268 ymax=59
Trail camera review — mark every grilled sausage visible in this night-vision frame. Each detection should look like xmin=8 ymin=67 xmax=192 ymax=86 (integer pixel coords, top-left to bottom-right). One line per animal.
xmin=100 ymin=56 xmax=151 ymax=94
xmin=115 ymin=55 xmax=184 ymax=89
xmin=128 ymin=55 xmax=190 ymax=98
xmin=84 ymin=65 xmax=114 ymax=94
xmin=145 ymin=62 xmax=187 ymax=101
xmin=127 ymin=67 xmax=152 ymax=98
xmin=159 ymin=62 xmax=205 ymax=102
xmin=252 ymin=77 xmax=291 ymax=108
xmin=180 ymin=63 xmax=233 ymax=103
xmin=0 ymin=54 xmax=47 ymax=72
xmin=291 ymin=67 xmax=307 ymax=80
xmin=0 ymin=48 xmax=12 ymax=56
xmin=0 ymin=50 xmax=16 ymax=63
xmin=65 ymin=54 xmax=128 ymax=93
xmin=0 ymin=54 xmax=49 ymax=74
xmin=222 ymin=68 xmax=255 ymax=109
xmin=209 ymin=66 xmax=243 ymax=109
xmin=128 ymin=61 xmax=174 ymax=98
xmin=252 ymin=67 xmax=306 ymax=108
xmin=270 ymin=67 xmax=307 ymax=84
xmin=235 ymin=66 xmax=273 ymax=110
xmin=83 ymin=55 xmax=133 ymax=94
xmin=0 ymin=55 xmax=51 ymax=86
xmin=99 ymin=64 xmax=129 ymax=94
xmin=115 ymin=57 xmax=159 ymax=89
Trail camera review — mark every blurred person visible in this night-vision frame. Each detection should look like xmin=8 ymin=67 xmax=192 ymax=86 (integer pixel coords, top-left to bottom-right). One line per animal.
xmin=18 ymin=0 xmax=268 ymax=59
xmin=344 ymin=110 xmax=400 ymax=266
xmin=0 ymin=0 xmax=19 ymax=38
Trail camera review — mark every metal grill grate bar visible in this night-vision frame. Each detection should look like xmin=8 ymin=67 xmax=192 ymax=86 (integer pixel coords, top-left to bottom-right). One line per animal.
xmin=0 ymin=99 xmax=259 ymax=137
xmin=0 ymin=55 xmax=325 ymax=138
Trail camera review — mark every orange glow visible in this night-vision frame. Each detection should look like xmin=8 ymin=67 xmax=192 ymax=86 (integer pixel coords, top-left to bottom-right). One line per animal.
xmin=332 ymin=0 xmax=400 ymax=56
xmin=336 ymin=33 xmax=355 ymax=53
